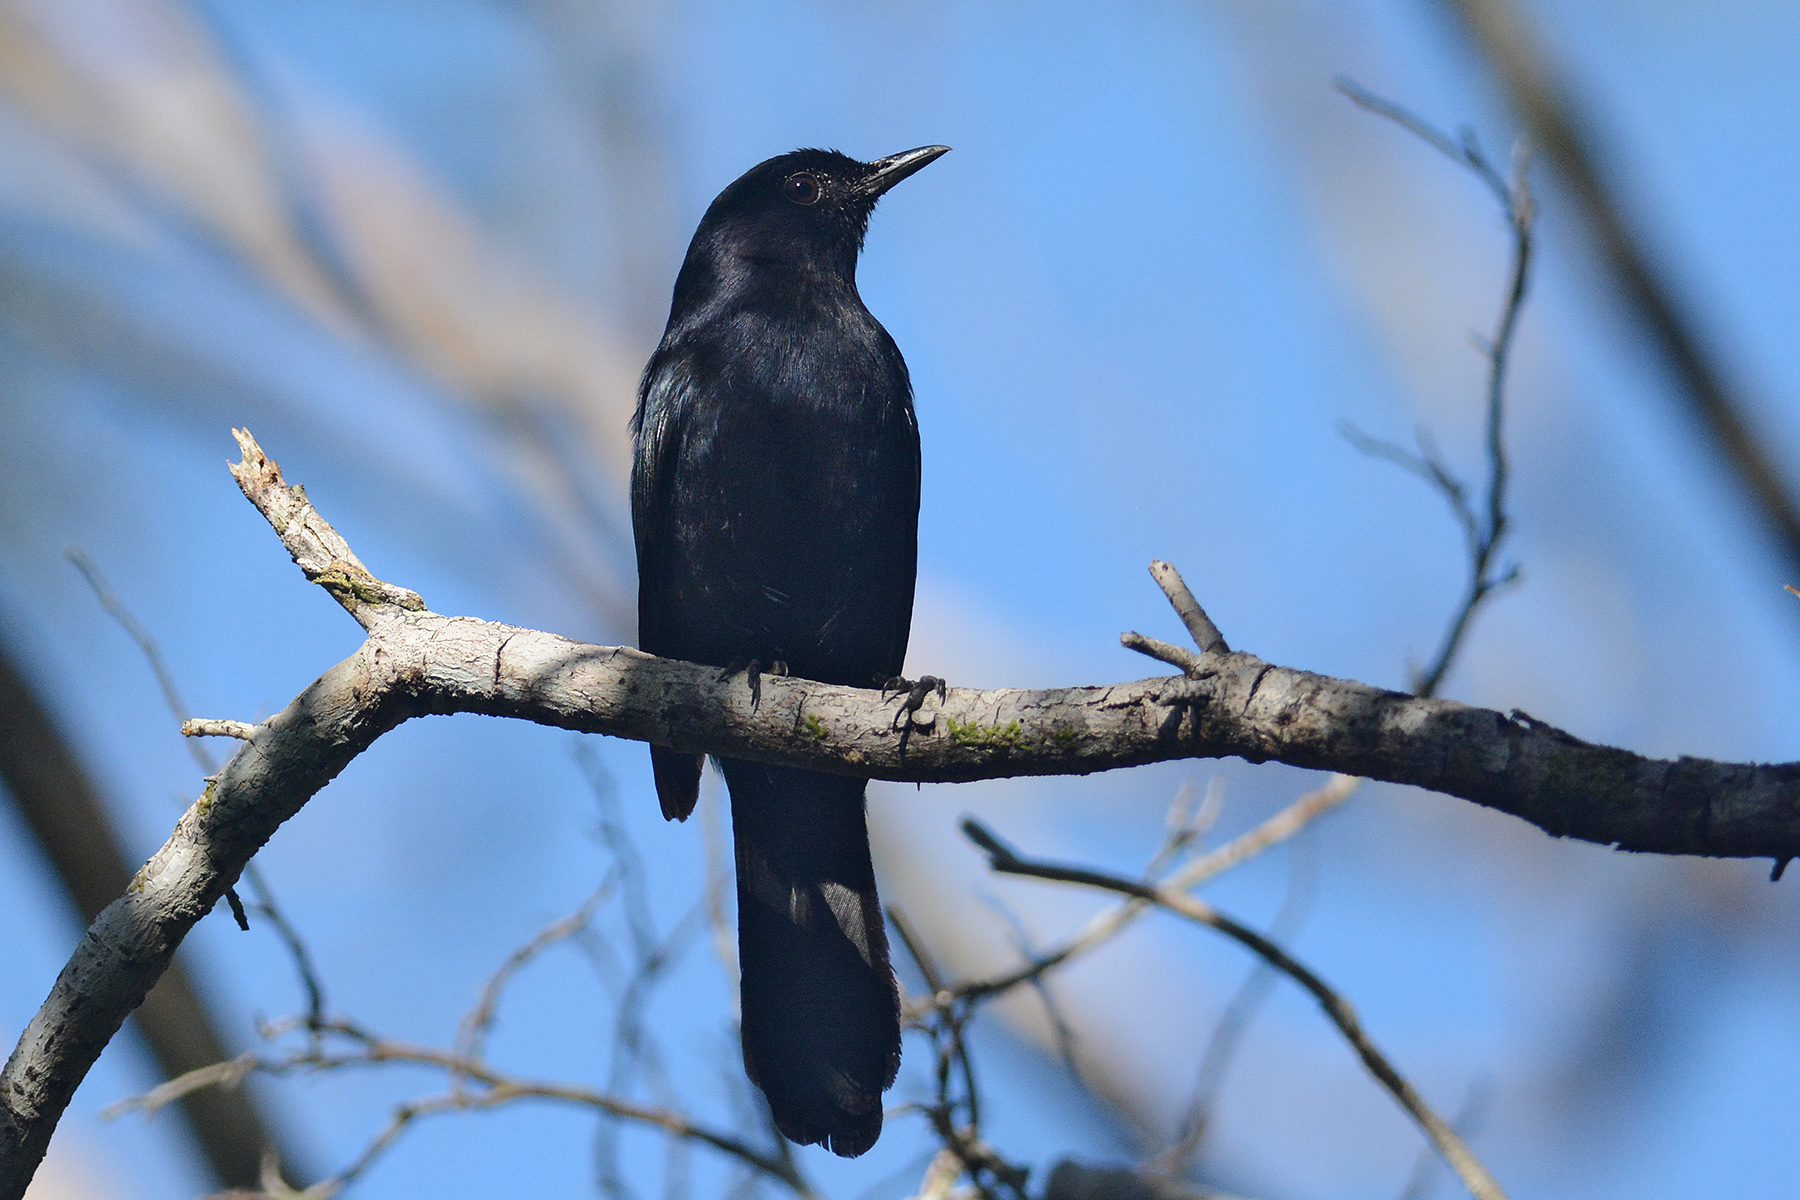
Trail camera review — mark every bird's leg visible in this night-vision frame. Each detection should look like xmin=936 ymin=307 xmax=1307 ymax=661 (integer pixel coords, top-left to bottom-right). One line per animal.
xmin=721 ymin=658 xmax=789 ymax=709
xmin=878 ymin=674 xmax=948 ymax=731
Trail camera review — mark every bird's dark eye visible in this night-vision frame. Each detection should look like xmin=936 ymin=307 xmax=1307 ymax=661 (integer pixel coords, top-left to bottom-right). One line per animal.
xmin=782 ymin=173 xmax=822 ymax=205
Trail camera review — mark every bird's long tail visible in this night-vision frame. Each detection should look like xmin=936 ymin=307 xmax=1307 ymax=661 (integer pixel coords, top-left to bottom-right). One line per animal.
xmin=720 ymin=759 xmax=901 ymax=1158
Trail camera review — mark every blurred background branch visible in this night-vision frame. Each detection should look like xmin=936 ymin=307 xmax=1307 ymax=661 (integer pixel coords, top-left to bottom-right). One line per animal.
xmin=1438 ymin=0 xmax=1800 ymax=582
xmin=0 ymin=633 xmax=295 ymax=1188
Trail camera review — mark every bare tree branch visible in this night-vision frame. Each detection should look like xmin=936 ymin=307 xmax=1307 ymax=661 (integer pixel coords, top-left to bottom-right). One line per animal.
xmin=938 ymin=774 xmax=1348 ymax=1009
xmin=1397 ymin=1078 xmax=1494 ymax=1200
xmin=106 ymin=1019 xmax=814 ymax=1200
xmin=1334 ymin=79 xmax=1532 ymax=700
xmin=0 ymin=587 xmax=299 ymax=1189
xmin=4 ymin=429 xmax=1795 ymax=1196
xmin=959 ymin=821 xmax=1509 ymax=1200
xmin=1150 ymin=828 xmax=1320 ymax=1174
xmin=1436 ymin=0 xmax=1800 ymax=582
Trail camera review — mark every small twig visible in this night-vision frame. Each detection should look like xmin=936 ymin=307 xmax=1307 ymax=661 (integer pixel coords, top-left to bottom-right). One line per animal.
xmin=1397 ymin=1077 xmax=1494 ymax=1200
xmin=183 ymin=719 xmax=259 ymax=741
xmin=1334 ymin=78 xmax=1516 ymax=217
xmin=67 ymin=547 xmax=217 ymax=775
xmin=1162 ymin=774 xmax=1359 ymax=892
xmin=940 ymin=775 xmax=1353 ymax=1008
xmin=1120 ymin=632 xmax=1204 ymax=677
xmin=1333 ymin=81 xmax=1534 ymax=699
xmin=891 ymin=906 xmax=1007 ymax=1199
xmin=69 ymin=550 xmax=325 ymax=1044
xmin=240 ymin=862 xmax=328 ymax=1034
xmin=976 ymin=894 xmax=1083 ymax=1084
xmin=961 ymin=819 xmax=1509 ymax=1200
xmin=1335 ymin=424 xmax=1484 ymax=560
xmin=108 ymin=1021 xmax=815 ymax=1198
xmin=456 ymin=882 xmax=612 ymax=1067
xmin=101 ymin=1054 xmax=259 ymax=1121
xmin=1148 ymin=561 xmax=1229 ymax=655
xmin=1150 ymin=829 xmax=1320 ymax=1173
xmin=890 ymin=906 xmax=948 ymax=998
xmin=891 ymin=908 xmax=983 ymax=1132
xmin=1144 ymin=777 xmax=1225 ymax=879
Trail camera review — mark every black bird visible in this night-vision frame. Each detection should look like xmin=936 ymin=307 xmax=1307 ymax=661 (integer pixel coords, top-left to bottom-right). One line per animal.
xmin=631 ymin=145 xmax=948 ymax=1157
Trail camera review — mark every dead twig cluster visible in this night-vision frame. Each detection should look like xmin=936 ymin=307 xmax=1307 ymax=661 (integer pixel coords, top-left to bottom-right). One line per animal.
xmin=105 ymin=836 xmax=814 ymax=1200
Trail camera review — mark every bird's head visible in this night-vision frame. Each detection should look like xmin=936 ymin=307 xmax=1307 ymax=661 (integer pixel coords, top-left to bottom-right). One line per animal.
xmin=693 ymin=145 xmax=950 ymax=278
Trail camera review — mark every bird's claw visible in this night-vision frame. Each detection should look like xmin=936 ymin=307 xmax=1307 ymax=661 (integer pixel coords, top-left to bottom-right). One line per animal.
xmin=723 ymin=658 xmax=789 ymax=709
xmin=878 ymin=674 xmax=947 ymax=730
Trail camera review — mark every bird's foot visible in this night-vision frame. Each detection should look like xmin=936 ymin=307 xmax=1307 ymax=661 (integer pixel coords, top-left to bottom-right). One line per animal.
xmin=722 ymin=658 xmax=789 ymax=708
xmin=878 ymin=674 xmax=947 ymax=730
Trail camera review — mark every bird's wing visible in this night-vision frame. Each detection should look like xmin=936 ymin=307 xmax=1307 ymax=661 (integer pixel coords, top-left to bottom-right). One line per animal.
xmin=633 ymin=349 xmax=709 ymax=822
xmin=630 ymin=348 xmax=695 ymax=657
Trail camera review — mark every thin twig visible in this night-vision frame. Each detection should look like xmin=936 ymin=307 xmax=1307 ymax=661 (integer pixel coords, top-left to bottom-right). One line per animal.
xmin=109 ymin=1021 xmax=816 ymax=1198
xmin=1150 ymin=829 xmax=1320 ymax=1173
xmin=941 ymin=775 xmax=1354 ymax=1008
xmin=1120 ymin=632 xmax=1204 ymax=676
xmin=891 ymin=907 xmax=982 ymax=1129
xmin=183 ymin=718 xmax=259 ymax=740
xmin=1335 ymin=423 xmax=1483 ymax=560
xmin=1333 ymin=80 xmax=1534 ymax=699
xmin=69 ymin=547 xmax=325 ymax=1033
xmin=961 ymin=819 xmax=1509 ymax=1200
xmin=1397 ymin=1078 xmax=1494 ymax=1200
xmin=241 ymin=863 xmax=328 ymax=1034
xmin=1144 ymin=777 xmax=1225 ymax=879
xmin=976 ymin=893 xmax=1084 ymax=1084
xmin=1163 ymin=774 xmax=1359 ymax=892
xmin=890 ymin=907 xmax=1018 ymax=1200
xmin=1148 ymin=561 xmax=1229 ymax=655
xmin=1437 ymin=0 xmax=1800 ymax=582
xmin=456 ymin=882 xmax=613 ymax=1067
xmin=67 ymin=547 xmax=215 ymax=774
xmin=569 ymin=743 xmax=714 ymax=1199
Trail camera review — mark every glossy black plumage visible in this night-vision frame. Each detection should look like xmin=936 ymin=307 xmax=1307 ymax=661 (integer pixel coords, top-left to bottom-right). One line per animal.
xmin=631 ymin=145 xmax=946 ymax=1156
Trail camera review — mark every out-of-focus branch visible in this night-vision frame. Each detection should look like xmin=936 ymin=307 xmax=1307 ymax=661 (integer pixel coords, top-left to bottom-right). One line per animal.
xmin=960 ymin=821 xmax=1509 ymax=1200
xmin=106 ymin=1018 xmax=814 ymax=1200
xmin=1438 ymin=0 xmax=1800 ymax=578
xmin=1042 ymin=1161 xmax=1258 ymax=1200
xmin=0 ymin=635 xmax=297 ymax=1190
xmin=72 ymin=546 xmax=332 ymax=1098
xmin=104 ymin=773 xmax=796 ymax=1199
xmin=937 ymin=774 xmax=1352 ymax=1009
xmin=1150 ymin=829 xmax=1319 ymax=1176
xmin=1334 ymin=79 xmax=1531 ymax=700
xmin=890 ymin=909 xmax=1031 ymax=1200
xmin=1398 ymin=1079 xmax=1494 ymax=1200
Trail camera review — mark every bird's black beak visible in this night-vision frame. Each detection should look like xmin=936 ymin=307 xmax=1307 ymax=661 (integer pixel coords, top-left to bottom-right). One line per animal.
xmin=855 ymin=145 xmax=950 ymax=199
